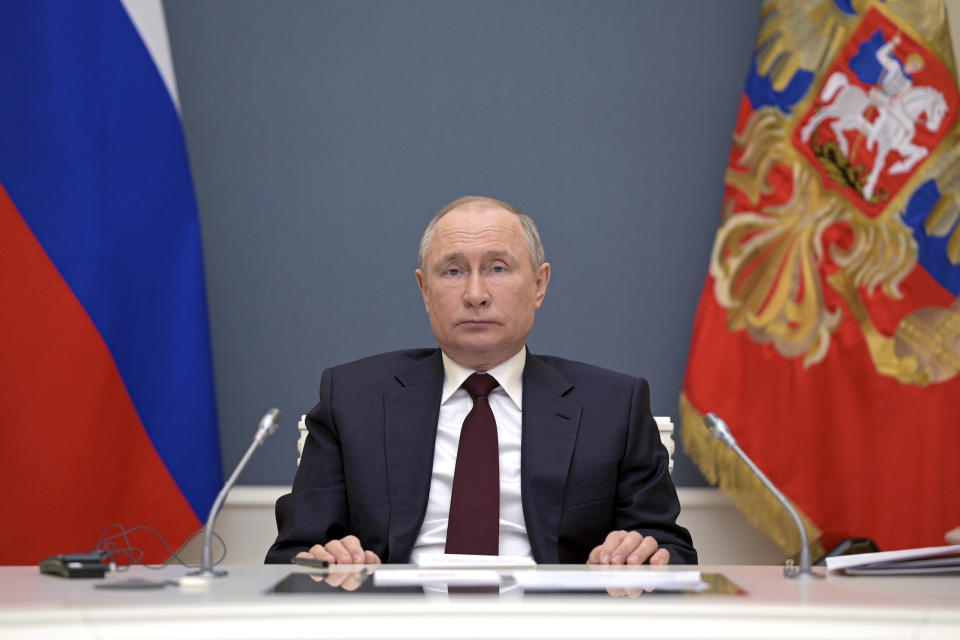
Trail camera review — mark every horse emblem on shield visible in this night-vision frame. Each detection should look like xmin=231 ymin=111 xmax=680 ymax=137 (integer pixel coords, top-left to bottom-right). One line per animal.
xmin=795 ymin=19 xmax=952 ymax=216
xmin=711 ymin=5 xmax=960 ymax=387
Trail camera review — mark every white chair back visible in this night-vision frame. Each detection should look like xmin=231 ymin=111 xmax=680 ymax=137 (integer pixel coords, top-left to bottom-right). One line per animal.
xmin=298 ymin=414 xmax=675 ymax=472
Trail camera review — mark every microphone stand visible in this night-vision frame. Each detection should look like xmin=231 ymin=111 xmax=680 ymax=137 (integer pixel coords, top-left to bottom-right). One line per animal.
xmin=189 ymin=408 xmax=282 ymax=579
xmin=703 ymin=412 xmax=823 ymax=579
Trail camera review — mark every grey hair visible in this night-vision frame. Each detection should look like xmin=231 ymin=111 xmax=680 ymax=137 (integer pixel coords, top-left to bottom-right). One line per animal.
xmin=417 ymin=196 xmax=545 ymax=271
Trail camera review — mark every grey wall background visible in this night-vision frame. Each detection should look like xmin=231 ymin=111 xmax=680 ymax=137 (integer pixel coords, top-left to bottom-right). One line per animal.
xmin=163 ymin=0 xmax=761 ymax=488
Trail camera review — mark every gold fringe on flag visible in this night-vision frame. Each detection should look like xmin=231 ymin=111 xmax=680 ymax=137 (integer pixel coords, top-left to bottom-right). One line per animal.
xmin=680 ymin=393 xmax=825 ymax=561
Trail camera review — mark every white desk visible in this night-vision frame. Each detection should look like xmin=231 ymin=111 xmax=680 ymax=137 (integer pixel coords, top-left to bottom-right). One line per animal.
xmin=1 ymin=564 xmax=958 ymax=639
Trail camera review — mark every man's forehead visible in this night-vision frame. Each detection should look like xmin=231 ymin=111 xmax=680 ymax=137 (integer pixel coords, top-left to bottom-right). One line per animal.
xmin=443 ymin=202 xmax=515 ymax=222
xmin=438 ymin=248 xmax=510 ymax=262
xmin=434 ymin=204 xmax=522 ymax=236
xmin=432 ymin=211 xmax=523 ymax=250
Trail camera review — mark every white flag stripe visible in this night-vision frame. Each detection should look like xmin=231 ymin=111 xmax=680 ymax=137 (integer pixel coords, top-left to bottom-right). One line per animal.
xmin=120 ymin=0 xmax=181 ymax=113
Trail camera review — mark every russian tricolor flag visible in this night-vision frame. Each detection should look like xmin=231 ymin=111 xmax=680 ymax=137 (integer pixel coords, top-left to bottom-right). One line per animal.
xmin=0 ymin=1 xmax=222 ymax=564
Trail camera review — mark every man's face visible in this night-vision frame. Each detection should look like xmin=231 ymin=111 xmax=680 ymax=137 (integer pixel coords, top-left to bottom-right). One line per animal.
xmin=416 ymin=204 xmax=550 ymax=371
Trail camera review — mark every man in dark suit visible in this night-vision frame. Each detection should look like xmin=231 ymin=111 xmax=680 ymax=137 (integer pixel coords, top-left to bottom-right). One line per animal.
xmin=266 ymin=196 xmax=696 ymax=566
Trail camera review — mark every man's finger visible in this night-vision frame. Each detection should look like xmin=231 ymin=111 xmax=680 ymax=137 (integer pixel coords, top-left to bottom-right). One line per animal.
xmin=649 ymin=548 xmax=670 ymax=565
xmin=305 ymin=545 xmax=335 ymax=563
xmin=626 ymin=535 xmax=659 ymax=565
xmin=364 ymin=550 xmax=382 ymax=565
xmin=587 ymin=544 xmax=603 ymax=564
xmin=594 ymin=530 xmax=627 ymax=564
xmin=608 ymin=530 xmax=644 ymax=564
xmin=340 ymin=535 xmax=366 ymax=564
xmin=323 ymin=539 xmax=354 ymax=564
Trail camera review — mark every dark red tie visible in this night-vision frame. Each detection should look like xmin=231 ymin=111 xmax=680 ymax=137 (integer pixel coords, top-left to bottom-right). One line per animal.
xmin=445 ymin=372 xmax=500 ymax=555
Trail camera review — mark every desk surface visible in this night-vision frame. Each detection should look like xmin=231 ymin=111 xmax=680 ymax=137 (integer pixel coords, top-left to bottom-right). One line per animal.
xmin=1 ymin=564 xmax=958 ymax=639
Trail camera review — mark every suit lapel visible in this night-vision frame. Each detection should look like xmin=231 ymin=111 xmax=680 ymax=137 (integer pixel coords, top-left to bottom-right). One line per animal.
xmin=520 ymin=354 xmax=582 ymax=563
xmin=383 ymin=350 xmax=443 ymax=560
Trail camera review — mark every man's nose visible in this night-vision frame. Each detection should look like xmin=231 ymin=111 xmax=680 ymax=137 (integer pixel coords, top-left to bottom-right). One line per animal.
xmin=463 ymin=272 xmax=489 ymax=306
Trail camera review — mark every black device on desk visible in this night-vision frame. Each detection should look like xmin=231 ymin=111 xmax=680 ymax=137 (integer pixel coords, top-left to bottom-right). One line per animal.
xmin=39 ymin=551 xmax=109 ymax=579
xmin=291 ymin=556 xmax=329 ymax=569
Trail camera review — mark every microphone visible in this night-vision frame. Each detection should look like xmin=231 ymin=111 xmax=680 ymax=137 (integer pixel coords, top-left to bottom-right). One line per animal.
xmin=703 ymin=412 xmax=823 ymax=579
xmin=189 ymin=408 xmax=282 ymax=579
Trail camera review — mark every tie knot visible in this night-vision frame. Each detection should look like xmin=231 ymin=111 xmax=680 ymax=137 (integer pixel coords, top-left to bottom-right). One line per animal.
xmin=462 ymin=372 xmax=499 ymax=399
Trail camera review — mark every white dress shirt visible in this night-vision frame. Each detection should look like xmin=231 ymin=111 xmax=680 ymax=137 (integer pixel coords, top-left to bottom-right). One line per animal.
xmin=409 ymin=347 xmax=531 ymax=563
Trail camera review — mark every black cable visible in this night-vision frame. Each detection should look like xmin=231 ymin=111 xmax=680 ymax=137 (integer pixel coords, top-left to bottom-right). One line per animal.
xmin=91 ymin=523 xmax=227 ymax=570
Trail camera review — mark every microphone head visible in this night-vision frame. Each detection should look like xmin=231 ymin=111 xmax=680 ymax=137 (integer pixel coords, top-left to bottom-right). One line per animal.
xmin=258 ymin=408 xmax=282 ymax=437
xmin=703 ymin=412 xmax=736 ymax=447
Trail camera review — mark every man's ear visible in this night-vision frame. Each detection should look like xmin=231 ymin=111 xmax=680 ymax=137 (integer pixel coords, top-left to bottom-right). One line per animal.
xmin=534 ymin=262 xmax=551 ymax=309
xmin=415 ymin=269 xmax=430 ymax=311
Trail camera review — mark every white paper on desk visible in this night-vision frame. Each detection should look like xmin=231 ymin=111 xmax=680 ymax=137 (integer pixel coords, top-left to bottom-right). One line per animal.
xmin=825 ymin=544 xmax=960 ymax=571
xmin=416 ymin=553 xmax=536 ymax=568
xmin=373 ymin=569 xmax=501 ymax=587
xmin=513 ymin=570 xmax=706 ymax=592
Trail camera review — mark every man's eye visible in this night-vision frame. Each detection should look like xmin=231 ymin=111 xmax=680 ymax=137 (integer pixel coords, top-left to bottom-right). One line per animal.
xmin=444 ymin=268 xmax=461 ymax=276
xmin=491 ymin=265 xmax=505 ymax=273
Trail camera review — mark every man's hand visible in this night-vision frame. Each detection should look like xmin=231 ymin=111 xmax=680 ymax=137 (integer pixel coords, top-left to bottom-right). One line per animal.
xmin=296 ymin=535 xmax=382 ymax=565
xmin=945 ymin=526 xmax=960 ymax=545
xmin=587 ymin=530 xmax=669 ymax=566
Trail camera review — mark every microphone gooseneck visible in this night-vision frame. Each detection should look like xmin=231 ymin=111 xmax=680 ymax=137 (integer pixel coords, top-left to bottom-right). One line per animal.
xmin=703 ymin=412 xmax=823 ymax=579
xmin=189 ymin=408 xmax=282 ymax=579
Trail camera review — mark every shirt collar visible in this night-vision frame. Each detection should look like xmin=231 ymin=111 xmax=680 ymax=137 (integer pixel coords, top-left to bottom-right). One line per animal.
xmin=440 ymin=346 xmax=526 ymax=410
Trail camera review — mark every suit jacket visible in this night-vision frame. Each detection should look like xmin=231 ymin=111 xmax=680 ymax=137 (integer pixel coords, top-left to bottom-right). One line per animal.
xmin=265 ymin=349 xmax=697 ymax=565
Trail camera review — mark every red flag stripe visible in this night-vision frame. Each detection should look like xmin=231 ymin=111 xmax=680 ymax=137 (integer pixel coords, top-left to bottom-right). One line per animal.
xmin=0 ymin=182 xmax=199 ymax=564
